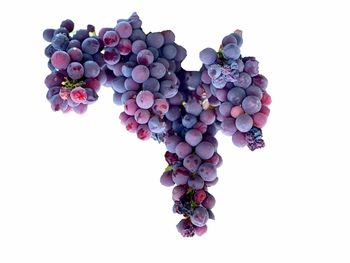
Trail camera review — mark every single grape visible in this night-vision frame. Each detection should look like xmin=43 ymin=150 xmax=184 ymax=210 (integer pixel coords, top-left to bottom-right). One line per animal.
xmin=195 ymin=141 xmax=215 ymax=160
xmin=103 ymin=30 xmax=120 ymax=47
xmin=185 ymin=129 xmax=203 ymax=147
xmin=134 ymin=109 xmax=151 ymax=124
xmin=190 ymin=207 xmax=209 ymax=227
xmin=142 ymin=78 xmax=160 ymax=92
xmin=183 ymin=154 xmax=202 ymax=173
xmin=51 ymin=33 xmax=69 ymax=50
xmin=81 ymin=37 xmax=100 ymax=55
xmin=67 ymin=47 xmax=83 ymax=62
xmin=137 ymin=125 xmax=152 ymax=140
xmin=60 ymin=19 xmax=74 ymax=32
xmin=172 ymin=185 xmax=188 ymax=202
xmin=132 ymin=40 xmax=147 ymax=54
xmin=124 ymin=99 xmax=138 ymax=115
xmin=246 ymin=85 xmax=263 ymax=99
xmin=136 ymin=90 xmax=154 ymax=109
xmin=162 ymin=30 xmax=175 ymax=44
xmin=148 ymin=115 xmax=166 ymax=133
xmin=67 ymin=62 xmax=84 ymax=80
xmin=230 ymin=105 xmax=244 ymax=118
xmin=51 ymin=51 xmax=70 ymax=70
xmin=242 ymin=95 xmax=261 ymax=114
xmin=73 ymin=103 xmax=88 ymax=114
xmin=199 ymin=109 xmax=216 ymax=125
xmin=137 ymin=49 xmax=154 ymax=66
xmin=146 ymin=32 xmax=164 ymax=48
xmin=160 ymin=80 xmax=178 ymax=98
xmin=244 ymin=58 xmax=259 ymax=76
xmin=103 ymin=48 xmax=121 ymax=65
xmin=160 ymin=171 xmax=175 ymax=187
xmin=175 ymin=141 xmax=192 ymax=159
xmin=199 ymin=48 xmax=217 ymax=65
xmin=117 ymin=38 xmax=132 ymax=55
xmin=261 ymin=92 xmax=272 ymax=105
xmin=125 ymin=117 xmax=139 ymax=132
xmin=235 ymin=114 xmax=253 ymax=133
xmin=252 ymin=74 xmax=268 ymax=91
xmin=235 ymin=72 xmax=252 ymax=88
xmin=219 ymin=102 xmax=233 ymax=117
xmin=132 ymin=65 xmax=150 ymax=83
xmin=172 ymin=167 xmax=190 ymax=185
xmin=162 ymin=44 xmax=177 ymax=60
xmin=130 ymin=28 xmax=146 ymax=42
xmin=202 ymin=193 xmax=216 ymax=209
xmin=222 ymin=34 xmax=238 ymax=47
xmin=222 ymin=43 xmax=240 ymax=60
xmin=116 ymin=21 xmax=133 ymax=38
xmin=194 ymin=190 xmax=207 ymax=204
xmin=83 ymin=61 xmax=100 ymax=78
xmin=70 ymin=87 xmax=87 ymax=104
xmin=194 ymin=225 xmax=207 ymax=236
xmin=165 ymin=106 xmax=181 ymax=121
xmin=185 ymin=100 xmax=202 ymax=116
xmin=227 ymin=87 xmax=246 ymax=105
xmin=152 ymin=98 xmax=169 ymax=115
xmin=43 ymin=29 xmax=54 ymax=42
xmin=253 ymin=112 xmax=268 ymax=128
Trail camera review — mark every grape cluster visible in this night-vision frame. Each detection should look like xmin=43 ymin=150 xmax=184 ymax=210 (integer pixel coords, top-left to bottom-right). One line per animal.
xmin=43 ymin=13 xmax=271 ymax=237
xmin=100 ymin=13 xmax=186 ymax=141
xmin=43 ymin=20 xmax=104 ymax=114
xmin=198 ymin=31 xmax=272 ymax=150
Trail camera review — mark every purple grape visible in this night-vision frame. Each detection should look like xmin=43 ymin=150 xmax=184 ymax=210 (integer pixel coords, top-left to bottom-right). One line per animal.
xmin=160 ymin=171 xmax=175 ymax=187
xmin=67 ymin=62 xmax=84 ymax=80
xmin=111 ymin=77 xmax=126 ymax=93
xmin=198 ymin=162 xmax=217 ymax=182
xmin=162 ymin=30 xmax=175 ymax=44
xmin=185 ymin=100 xmax=202 ymax=116
xmin=199 ymin=48 xmax=217 ymax=65
xmin=43 ymin=29 xmax=54 ymax=42
xmin=187 ymin=175 xmax=204 ymax=190
xmin=134 ymin=109 xmax=151 ymax=124
xmin=175 ymin=142 xmax=192 ymax=159
xmin=136 ymin=90 xmax=154 ymax=109
xmin=195 ymin=141 xmax=215 ymax=160
xmin=172 ymin=167 xmax=190 ymax=185
xmin=124 ymin=78 xmax=140 ymax=91
xmin=103 ymin=48 xmax=121 ymax=65
xmin=131 ymin=65 xmax=150 ymax=83
xmin=221 ymin=118 xmax=237 ymax=136
xmin=148 ymin=115 xmax=166 ymax=133
xmin=172 ymin=185 xmax=187 ymax=201
xmin=117 ymin=38 xmax=132 ymax=55
xmin=162 ymin=44 xmax=177 ymax=60
xmin=183 ymin=154 xmax=202 ymax=173
xmin=51 ymin=33 xmax=69 ymax=50
xmin=244 ymin=58 xmax=259 ymax=76
xmin=83 ymin=61 xmax=100 ymax=78
xmin=235 ymin=72 xmax=252 ymax=88
xmin=142 ymin=78 xmax=160 ymax=92
xmin=252 ymin=74 xmax=268 ymax=91
xmin=137 ymin=49 xmax=154 ymax=66
xmin=149 ymin=62 xmax=166 ymax=79
xmin=222 ymin=43 xmax=240 ymax=60
xmin=152 ymin=98 xmax=169 ymax=115
xmin=200 ymin=109 xmax=216 ymax=125
xmin=146 ymin=32 xmax=164 ymax=48
xmin=185 ymin=129 xmax=203 ymax=147
xmin=51 ymin=51 xmax=70 ymax=70
xmin=190 ymin=207 xmax=209 ymax=227
xmin=67 ymin=47 xmax=83 ymax=62
xmin=227 ymin=87 xmax=246 ymax=105
xmin=182 ymin=114 xmax=197 ymax=129
xmin=219 ymin=102 xmax=233 ymax=117
xmin=242 ymin=95 xmax=261 ymax=114
xmin=81 ymin=37 xmax=100 ymax=55
xmin=60 ymin=19 xmax=74 ymax=32
xmin=202 ymin=193 xmax=216 ymax=209
xmin=246 ymin=85 xmax=263 ymax=99
xmin=235 ymin=113 xmax=253 ymax=132
xmin=116 ymin=21 xmax=132 ymax=38
xmin=232 ymin=131 xmax=248 ymax=147
xmin=103 ymin=31 xmax=120 ymax=47
xmin=160 ymin=80 xmax=178 ymax=99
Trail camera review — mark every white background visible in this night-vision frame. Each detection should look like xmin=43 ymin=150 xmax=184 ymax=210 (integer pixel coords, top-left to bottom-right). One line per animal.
xmin=1 ymin=0 xmax=349 ymax=262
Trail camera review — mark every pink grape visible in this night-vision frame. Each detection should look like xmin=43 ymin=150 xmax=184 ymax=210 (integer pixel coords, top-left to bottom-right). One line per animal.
xmin=136 ymin=90 xmax=154 ymax=109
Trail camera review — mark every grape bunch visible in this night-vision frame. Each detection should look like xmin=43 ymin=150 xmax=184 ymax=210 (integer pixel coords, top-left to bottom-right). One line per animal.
xmin=43 ymin=20 xmax=104 ymax=114
xmin=43 ymin=13 xmax=271 ymax=237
